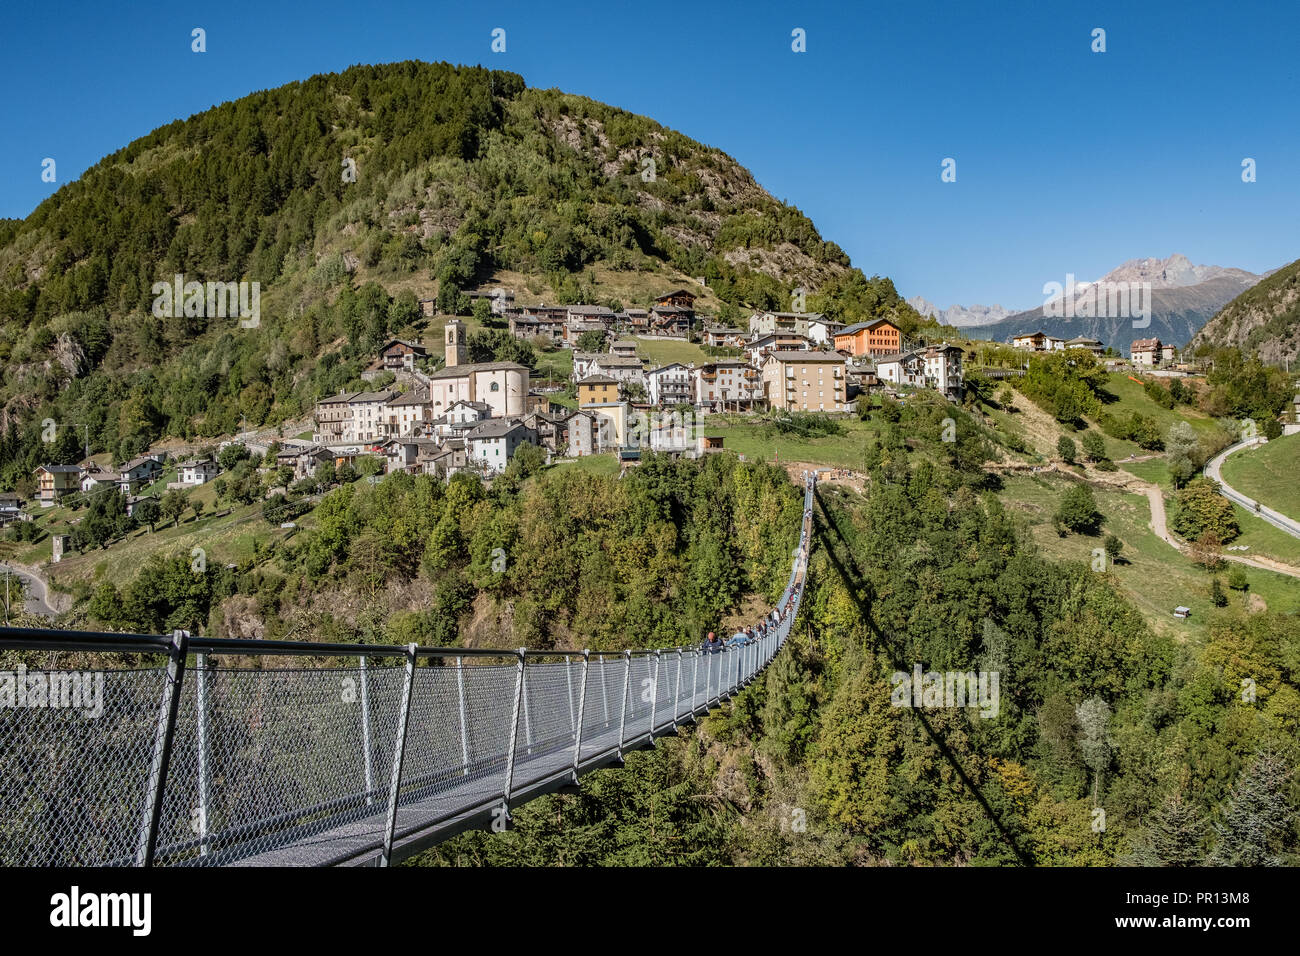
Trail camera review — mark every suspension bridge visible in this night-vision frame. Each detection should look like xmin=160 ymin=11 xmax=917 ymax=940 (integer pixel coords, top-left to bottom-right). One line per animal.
xmin=0 ymin=475 xmax=816 ymax=867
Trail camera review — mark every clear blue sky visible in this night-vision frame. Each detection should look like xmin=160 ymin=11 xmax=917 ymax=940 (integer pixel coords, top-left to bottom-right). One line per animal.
xmin=2 ymin=0 xmax=1296 ymax=308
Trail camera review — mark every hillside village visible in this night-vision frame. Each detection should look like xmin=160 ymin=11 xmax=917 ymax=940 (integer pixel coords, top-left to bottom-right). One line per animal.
xmin=277 ymin=289 xmax=971 ymax=480
xmin=12 ymin=286 xmax=1281 ymax=532
xmin=284 ymin=294 xmax=1217 ymax=483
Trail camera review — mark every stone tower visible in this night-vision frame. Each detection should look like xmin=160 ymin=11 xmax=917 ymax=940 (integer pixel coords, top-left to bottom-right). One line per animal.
xmin=445 ymin=319 xmax=466 ymax=368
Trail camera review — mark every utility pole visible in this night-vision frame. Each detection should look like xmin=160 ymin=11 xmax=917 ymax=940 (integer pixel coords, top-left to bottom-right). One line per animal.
xmin=3 ymin=566 xmax=12 ymax=626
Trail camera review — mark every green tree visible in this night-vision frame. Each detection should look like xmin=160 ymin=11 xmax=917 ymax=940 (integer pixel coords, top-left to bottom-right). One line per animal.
xmin=1171 ymin=478 xmax=1239 ymax=543
xmin=466 ymin=328 xmax=537 ymax=368
xmin=1075 ymin=697 xmax=1112 ymax=803
xmin=1208 ymin=750 xmax=1296 ymax=866
xmin=1053 ymin=384 xmax=1083 ymax=424
xmin=1165 ymin=421 xmax=1201 ymax=488
xmin=134 ymin=497 xmax=161 ymax=531
xmin=1056 ymin=484 xmax=1101 ymax=535
xmin=576 ymin=330 xmax=607 ymax=352
xmin=1056 ymin=435 xmax=1076 ymax=464
xmin=218 ymin=444 xmax=250 ymax=471
xmin=1081 ymin=430 xmax=1107 ymax=462
xmin=71 ymin=486 xmax=133 ymax=550
xmin=161 ymin=489 xmax=187 ymax=527
xmin=1126 ymin=794 xmax=1207 ymax=866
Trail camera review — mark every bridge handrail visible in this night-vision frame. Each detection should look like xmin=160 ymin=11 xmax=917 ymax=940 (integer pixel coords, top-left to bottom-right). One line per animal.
xmin=0 ymin=475 xmax=816 ymax=868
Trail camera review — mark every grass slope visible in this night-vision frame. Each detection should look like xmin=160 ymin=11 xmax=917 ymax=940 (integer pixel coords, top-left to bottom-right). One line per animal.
xmin=1219 ymin=431 xmax=1300 ymax=518
xmin=1000 ymin=474 xmax=1300 ymax=644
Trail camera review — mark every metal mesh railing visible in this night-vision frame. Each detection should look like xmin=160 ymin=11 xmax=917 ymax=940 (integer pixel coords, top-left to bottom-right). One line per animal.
xmin=0 ymin=475 xmax=816 ymax=867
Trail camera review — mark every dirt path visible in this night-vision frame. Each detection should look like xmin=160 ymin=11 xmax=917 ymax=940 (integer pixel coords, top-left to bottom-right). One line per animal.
xmin=994 ymin=458 xmax=1300 ymax=581
xmin=1143 ymin=485 xmax=1176 ymax=547
xmin=1137 ymin=482 xmax=1300 ymax=581
xmin=782 ymin=462 xmax=868 ymax=494
xmin=0 ymin=562 xmax=61 ymax=619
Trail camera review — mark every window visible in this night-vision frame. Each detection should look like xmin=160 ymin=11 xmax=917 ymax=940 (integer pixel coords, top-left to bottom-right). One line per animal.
xmin=490 ymin=381 xmax=500 ymax=392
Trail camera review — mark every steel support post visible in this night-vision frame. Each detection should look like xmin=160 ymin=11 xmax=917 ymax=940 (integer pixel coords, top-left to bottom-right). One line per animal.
xmin=379 ymin=643 xmax=418 ymax=867
xmin=499 ymin=648 xmax=527 ymax=826
xmin=570 ymin=650 xmax=590 ymax=782
xmin=456 ymin=655 xmax=470 ymax=776
xmin=649 ymin=649 xmax=661 ymax=736
xmin=360 ymin=655 xmax=375 ymax=804
xmin=135 ymin=629 xmax=189 ymax=867
xmin=616 ymin=650 xmax=632 ymax=759
xmin=673 ymin=647 xmax=683 ymax=727
xmin=196 ymin=651 xmax=211 ymax=856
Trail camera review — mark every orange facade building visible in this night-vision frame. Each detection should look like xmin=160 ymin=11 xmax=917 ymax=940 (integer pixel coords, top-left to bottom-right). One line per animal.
xmin=833 ymin=319 xmax=902 ymax=357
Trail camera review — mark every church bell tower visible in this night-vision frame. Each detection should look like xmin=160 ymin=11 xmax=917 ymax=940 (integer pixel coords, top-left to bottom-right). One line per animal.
xmin=445 ymin=319 xmax=466 ymax=368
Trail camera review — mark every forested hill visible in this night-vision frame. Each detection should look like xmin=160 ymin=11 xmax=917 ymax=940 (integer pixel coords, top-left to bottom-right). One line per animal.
xmin=0 ymin=60 xmax=920 ymax=483
xmin=1189 ymin=256 xmax=1300 ymax=365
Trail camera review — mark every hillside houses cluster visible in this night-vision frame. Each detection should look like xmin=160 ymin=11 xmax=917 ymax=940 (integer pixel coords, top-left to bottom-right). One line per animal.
xmin=505 ymin=289 xmax=700 ymax=345
xmin=309 ymin=317 xmax=706 ymax=478
xmin=1011 ymin=331 xmax=1107 ymax=355
xmin=29 ymin=450 xmax=222 ymax=515
xmin=310 ymin=320 xmax=555 ymax=479
xmin=1008 ymin=330 xmax=1180 ymax=367
xmin=572 ymin=310 xmax=963 ymax=416
xmin=311 ymin=291 xmax=971 ymax=478
xmin=564 ymin=310 xmax=967 ymax=453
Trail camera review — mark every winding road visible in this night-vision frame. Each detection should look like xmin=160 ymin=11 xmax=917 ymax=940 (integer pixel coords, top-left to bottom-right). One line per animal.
xmin=1203 ymin=438 xmax=1300 ymax=540
xmin=0 ymin=562 xmax=59 ymax=619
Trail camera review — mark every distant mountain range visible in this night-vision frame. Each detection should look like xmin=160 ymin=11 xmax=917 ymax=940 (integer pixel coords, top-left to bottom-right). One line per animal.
xmin=915 ymin=255 xmax=1268 ymax=354
xmin=906 ymin=297 xmax=1019 ymax=328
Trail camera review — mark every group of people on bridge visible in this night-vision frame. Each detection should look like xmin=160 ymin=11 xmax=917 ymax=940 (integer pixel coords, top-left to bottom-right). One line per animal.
xmin=700 ymin=473 xmax=812 ymax=656
xmin=701 ymin=590 xmax=798 ymax=655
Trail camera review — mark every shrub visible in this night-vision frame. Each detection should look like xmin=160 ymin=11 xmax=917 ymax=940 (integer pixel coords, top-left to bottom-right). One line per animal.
xmin=1081 ymin=430 xmax=1107 ymax=463
xmin=1171 ymin=478 xmax=1239 ymax=543
xmin=1056 ymin=484 xmax=1101 ymax=535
